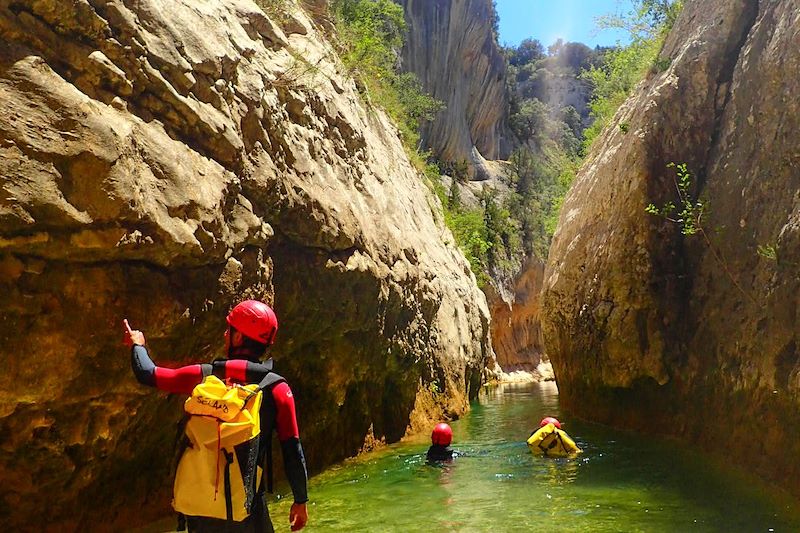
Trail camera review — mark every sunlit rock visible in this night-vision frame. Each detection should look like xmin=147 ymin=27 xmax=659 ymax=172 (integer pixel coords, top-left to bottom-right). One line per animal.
xmin=0 ymin=0 xmax=492 ymax=529
xmin=542 ymin=0 xmax=800 ymax=496
xmin=398 ymin=0 xmax=512 ymax=177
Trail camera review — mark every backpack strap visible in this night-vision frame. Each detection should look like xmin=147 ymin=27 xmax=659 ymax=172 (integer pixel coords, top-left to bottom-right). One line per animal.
xmin=256 ymin=371 xmax=284 ymax=392
xmin=537 ymin=427 xmax=557 ymax=456
xmin=172 ymin=365 xmax=212 ymax=530
xmin=171 ymin=363 xmax=213 ymax=465
xmin=256 ymin=372 xmax=286 ymax=494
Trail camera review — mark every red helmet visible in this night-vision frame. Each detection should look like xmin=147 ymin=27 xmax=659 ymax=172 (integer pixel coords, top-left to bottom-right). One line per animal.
xmin=226 ymin=300 xmax=278 ymax=346
xmin=540 ymin=417 xmax=561 ymax=429
xmin=431 ymin=423 xmax=453 ymax=446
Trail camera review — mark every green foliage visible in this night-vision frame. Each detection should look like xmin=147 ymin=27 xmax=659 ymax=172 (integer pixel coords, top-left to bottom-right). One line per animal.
xmin=480 ymin=187 xmax=523 ymax=273
xmin=333 ymin=0 xmax=405 ymax=70
xmin=509 ymin=99 xmax=550 ymax=142
xmin=645 ymin=162 xmax=704 ymax=235
xmin=545 ymin=158 xmax=581 ymax=236
xmin=441 ymin=160 xmax=470 ymax=184
xmin=757 ymin=244 xmax=778 ymax=261
xmin=444 ymin=206 xmax=492 ymax=287
xmin=423 ymin=158 xmax=441 ymax=182
xmin=756 ymin=243 xmax=797 ymax=267
xmin=331 ymin=0 xmax=442 ymax=149
xmin=596 ymin=0 xmax=683 ymax=41
xmin=497 ymin=0 xmax=682 ymax=270
xmin=581 ymin=35 xmax=663 ymax=150
xmin=489 ymin=0 xmax=500 ymax=40
xmin=652 ymin=56 xmax=673 ymax=72
xmin=431 ymin=173 xmax=529 ymax=287
xmin=391 ymin=73 xmax=444 ymax=125
xmin=453 ymin=0 xmax=683 ymax=287
xmin=447 ymin=178 xmax=462 ymax=210
xmin=582 ymin=0 xmax=683 ymax=152
xmin=425 ymin=168 xmax=489 ymax=286
xmin=506 ymin=40 xmax=601 ymax=109
xmin=439 ymin=184 xmax=525 ymax=286
xmin=506 ymin=148 xmax=579 ymax=257
xmin=498 ymin=36 xmax=593 ymax=263
xmin=507 ymin=38 xmax=546 ymax=67
xmin=561 ymin=106 xmax=582 ymax=139
xmin=639 ymin=0 xmax=684 ymax=31
xmin=254 ymin=0 xmax=291 ymax=22
xmin=646 ymin=162 xmax=759 ymax=306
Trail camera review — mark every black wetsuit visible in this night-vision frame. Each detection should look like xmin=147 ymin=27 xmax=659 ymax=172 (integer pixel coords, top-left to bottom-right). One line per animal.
xmin=426 ymin=445 xmax=454 ymax=462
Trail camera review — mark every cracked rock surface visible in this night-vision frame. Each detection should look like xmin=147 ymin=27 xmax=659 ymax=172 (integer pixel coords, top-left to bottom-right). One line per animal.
xmin=0 ymin=1 xmax=491 ymax=529
xmin=398 ymin=0 xmax=511 ymax=177
xmin=542 ymin=0 xmax=800 ymax=495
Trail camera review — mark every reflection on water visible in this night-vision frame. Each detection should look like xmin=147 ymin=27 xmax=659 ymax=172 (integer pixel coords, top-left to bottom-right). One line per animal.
xmin=267 ymin=381 xmax=800 ymax=532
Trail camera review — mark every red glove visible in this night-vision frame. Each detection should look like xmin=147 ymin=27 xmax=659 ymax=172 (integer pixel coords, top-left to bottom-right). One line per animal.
xmin=290 ymin=502 xmax=308 ymax=531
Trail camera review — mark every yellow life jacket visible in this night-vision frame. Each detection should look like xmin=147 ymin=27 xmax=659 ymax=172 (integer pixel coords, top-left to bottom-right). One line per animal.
xmin=526 ymin=423 xmax=581 ymax=457
xmin=172 ymin=373 xmax=281 ymax=522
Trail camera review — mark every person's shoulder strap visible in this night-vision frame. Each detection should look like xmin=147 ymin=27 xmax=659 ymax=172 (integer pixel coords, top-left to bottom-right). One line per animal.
xmin=209 ymin=358 xmax=280 ymax=384
xmin=257 ymin=368 xmax=286 ymax=495
xmin=257 ymin=371 xmax=285 ymax=391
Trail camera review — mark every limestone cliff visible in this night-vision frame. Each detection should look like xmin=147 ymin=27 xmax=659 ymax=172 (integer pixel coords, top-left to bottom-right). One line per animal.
xmin=485 ymin=257 xmax=546 ymax=374
xmin=398 ymin=0 xmax=510 ymax=178
xmin=0 ymin=0 xmax=492 ymax=530
xmin=542 ymin=0 xmax=800 ymax=494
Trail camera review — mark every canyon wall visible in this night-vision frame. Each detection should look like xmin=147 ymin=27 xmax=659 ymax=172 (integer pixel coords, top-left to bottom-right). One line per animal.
xmin=399 ymin=0 xmax=510 ymax=177
xmin=485 ymin=257 xmax=547 ymax=374
xmin=542 ymin=0 xmax=800 ymax=494
xmin=0 ymin=0 xmax=492 ymax=529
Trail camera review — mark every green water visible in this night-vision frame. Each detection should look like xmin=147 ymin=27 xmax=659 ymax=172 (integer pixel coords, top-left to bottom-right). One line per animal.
xmin=271 ymin=381 xmax=800 ymax=532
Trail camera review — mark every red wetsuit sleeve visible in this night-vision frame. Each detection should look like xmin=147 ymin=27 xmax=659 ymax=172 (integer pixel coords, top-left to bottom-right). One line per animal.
xmin=153 ymin=365 xmax=205 ymax=395
xmin=272 ymin=381 xmax=300 ymax=441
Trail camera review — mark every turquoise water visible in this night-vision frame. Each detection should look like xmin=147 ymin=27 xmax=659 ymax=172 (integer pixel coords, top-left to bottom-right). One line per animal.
xmin=270 ymin=381 xmax=800 ymax=532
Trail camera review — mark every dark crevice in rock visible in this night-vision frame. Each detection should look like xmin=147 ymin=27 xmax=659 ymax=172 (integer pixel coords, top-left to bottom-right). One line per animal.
xmin=699 ymin=0 xmax=761 ymax=190
xmin=774 ymin=340 xmax=798 ymax=391
xmin=544 ymin=0 xmax=800 ymax=499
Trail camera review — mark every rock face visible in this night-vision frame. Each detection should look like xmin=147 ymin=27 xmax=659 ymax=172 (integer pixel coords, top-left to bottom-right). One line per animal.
xmin=398 ymin=0 xmax=510 ymax=177
xmin=542 ymin=0 xmax=800 ymax=494
xmin=0 ymin=1 xmax=492 ymax=530
xmin=485 ymin=257 xmax=546 ymax=372
xmin=533 ymin=71 xmax=592 ymax=125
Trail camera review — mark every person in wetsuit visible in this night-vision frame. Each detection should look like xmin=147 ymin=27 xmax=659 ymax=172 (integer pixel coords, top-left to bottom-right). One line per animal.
xmin=426 ymin=423 xmax=455 ymax=462
xmin=124 ymin=300 xmax=308 ymax=533
xmin=527 ymin=416 xmax=581 ymax=457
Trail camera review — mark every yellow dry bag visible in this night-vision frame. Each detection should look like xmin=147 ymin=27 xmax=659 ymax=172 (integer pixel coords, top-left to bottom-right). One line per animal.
xmin=527 ymin=423 xmax=581 ymax=457
xmin=172 ymin=373 xmax=281 ymax=522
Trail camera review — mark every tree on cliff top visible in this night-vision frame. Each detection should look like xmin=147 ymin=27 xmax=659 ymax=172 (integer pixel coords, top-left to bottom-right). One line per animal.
xmin=582 ymin=0 xmax=683 ymax=151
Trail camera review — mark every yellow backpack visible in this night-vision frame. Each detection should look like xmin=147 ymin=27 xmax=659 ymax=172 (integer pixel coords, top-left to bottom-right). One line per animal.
xmin=173 ymin=372 xmax=282 ymax=522
xmin=526 ymin=423 xmax=581 ymax=457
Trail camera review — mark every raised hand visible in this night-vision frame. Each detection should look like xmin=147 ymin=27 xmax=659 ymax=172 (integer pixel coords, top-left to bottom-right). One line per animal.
xmin=123 ymin=318 xmax=146 ymax=347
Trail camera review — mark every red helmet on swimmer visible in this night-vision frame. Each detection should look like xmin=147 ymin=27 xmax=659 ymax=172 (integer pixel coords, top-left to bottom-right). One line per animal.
xmin=540 ymin=417 xmax=561 ymax=429
xmin=226 ymin=300 xmax=278 ymax=346
xmin=431 ymin=423 xmax=453 ymax=446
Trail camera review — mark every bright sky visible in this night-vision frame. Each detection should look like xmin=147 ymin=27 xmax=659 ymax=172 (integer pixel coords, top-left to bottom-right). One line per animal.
xmin=495 ymin=0 xmax=637 ymax=49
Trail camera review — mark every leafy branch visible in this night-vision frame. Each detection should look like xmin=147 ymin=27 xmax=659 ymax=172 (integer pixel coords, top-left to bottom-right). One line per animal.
xmin=645 ymin=162 xmax=704 ymax=235
xmin=646 ymin=163 xmax=758 ymax=306
xmin=756 ymin=244 xmax=778 ymax=261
